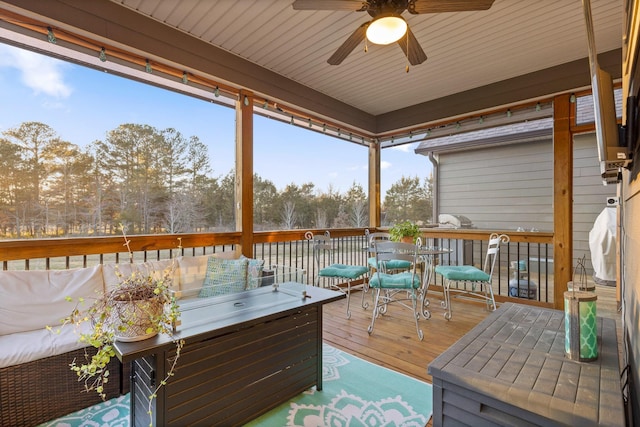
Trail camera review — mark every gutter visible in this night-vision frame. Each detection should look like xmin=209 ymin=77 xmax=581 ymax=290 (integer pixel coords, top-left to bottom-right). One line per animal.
xmin=428 ymin=152 xmax=439 ymax=223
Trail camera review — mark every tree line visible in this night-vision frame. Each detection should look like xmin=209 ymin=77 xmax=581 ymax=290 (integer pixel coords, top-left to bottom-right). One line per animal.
xmin=0 ymin=121 xmax=432 ymax=238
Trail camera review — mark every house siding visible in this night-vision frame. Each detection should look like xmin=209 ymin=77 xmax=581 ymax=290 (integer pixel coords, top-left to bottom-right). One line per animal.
xmin=437 ymin=132 xmax=614 ymax=275
xmin=438 ymin=139 xmax=554 ymax=231
xmin=573 ymin=133 xmax=617 ymax=277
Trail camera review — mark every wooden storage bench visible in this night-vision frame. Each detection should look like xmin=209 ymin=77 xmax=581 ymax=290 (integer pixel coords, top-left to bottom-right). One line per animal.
xmin=428 ymin=302 xmax=624 ymax=426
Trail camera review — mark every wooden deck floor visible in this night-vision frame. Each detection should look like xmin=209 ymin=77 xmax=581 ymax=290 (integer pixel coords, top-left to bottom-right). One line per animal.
xmin=321 ymin=285 xmax=620 ymax=426
xmin=322 ymin=289 xmax=494 ymax=384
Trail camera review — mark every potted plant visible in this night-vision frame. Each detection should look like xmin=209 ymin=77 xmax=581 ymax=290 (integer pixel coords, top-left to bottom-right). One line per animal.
xmin=54 ymin=228 xmax=183 ymax=413
xmin=389 ymin=220 xmax=421 ymax=243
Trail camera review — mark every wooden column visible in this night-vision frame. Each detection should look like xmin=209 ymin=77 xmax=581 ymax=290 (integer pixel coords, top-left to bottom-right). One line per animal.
xmin=369 ymin=139 xmax=381 ymax=228
xmin=553 ymin=93 xmax=573 ymax=309
xmin=236 ymin=90 xmax=253 ymax=257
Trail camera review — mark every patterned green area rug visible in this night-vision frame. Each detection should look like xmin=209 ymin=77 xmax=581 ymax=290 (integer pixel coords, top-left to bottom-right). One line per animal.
xmin=40 ymin=344 xmax=432 ymax=427
xmin=38 ymin=393 xmax=129 ymax=427
xmin=247 ymin=344 xmax=432 ymax=426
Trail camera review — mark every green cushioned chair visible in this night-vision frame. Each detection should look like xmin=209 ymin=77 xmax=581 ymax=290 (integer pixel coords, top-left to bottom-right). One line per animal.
xmin=306 ymin=231 xmax=368 ymax=319
xmin=435 ymin=233 xmax=510 ymax=320
xmin=368 ymin=238 xmax=424 ymax=340
xmin=365 ymin=230 xmax=411 ymax=274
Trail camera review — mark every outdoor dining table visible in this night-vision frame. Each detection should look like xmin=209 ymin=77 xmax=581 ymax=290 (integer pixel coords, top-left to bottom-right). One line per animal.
xmin=417 ymin=246 xmax=453 ymax=318
xmin=365 ymin=244 xmax=452 ymax=319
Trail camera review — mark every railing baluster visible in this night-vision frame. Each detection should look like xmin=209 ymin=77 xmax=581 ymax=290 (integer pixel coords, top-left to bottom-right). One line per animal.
xmin=0 ymin=229 xmax=553 ymax=305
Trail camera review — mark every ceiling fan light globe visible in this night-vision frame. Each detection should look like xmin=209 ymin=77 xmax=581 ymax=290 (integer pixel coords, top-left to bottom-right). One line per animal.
xmin=366 ymin=15 xmax=407 ymax=45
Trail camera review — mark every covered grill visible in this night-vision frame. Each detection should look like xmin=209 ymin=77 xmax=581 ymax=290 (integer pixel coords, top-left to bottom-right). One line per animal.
xmin=437 ymin=214 xmax=474 ymax=229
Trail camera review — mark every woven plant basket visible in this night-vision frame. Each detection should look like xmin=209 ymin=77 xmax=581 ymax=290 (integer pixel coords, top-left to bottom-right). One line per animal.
xmin=109 ymin=297 xmax=164 ymax=342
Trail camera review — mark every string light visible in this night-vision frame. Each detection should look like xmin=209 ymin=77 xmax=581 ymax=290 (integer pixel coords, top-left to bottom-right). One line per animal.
xmin=536 ymin=102 xmax=541 ymax=111
xmin=570 ymin=93 xmax=576 ymax=103
xmin=2 ymin=17 xmax=384 ymax=145
xmin=243 ymin=95 xmax=249 ymax=106
xmin=507 ymin=109 xmax=512 ymax=118
xmin=47 ymin=27 xmax=56 ymax=44
xmin=478 ymin=116 xmax=484 ymax=124
xmin=456 ymin=122 xmax=461 ymax=130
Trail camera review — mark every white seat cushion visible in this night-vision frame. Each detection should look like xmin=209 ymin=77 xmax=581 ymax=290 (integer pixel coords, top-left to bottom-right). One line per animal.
xmin=0 ymin=322 xmax=90 ymax=369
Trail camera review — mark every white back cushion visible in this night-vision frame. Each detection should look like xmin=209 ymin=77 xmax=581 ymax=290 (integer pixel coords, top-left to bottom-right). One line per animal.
xmin=177 ymin=252 xmax=239 ymax=293
xmin=0 ymin=265 xmax=104 ymax=335
xmin=102 ymin=259 xmax=178 ymax=291
xmin=177 ymin=255 xmax=210 ymax=291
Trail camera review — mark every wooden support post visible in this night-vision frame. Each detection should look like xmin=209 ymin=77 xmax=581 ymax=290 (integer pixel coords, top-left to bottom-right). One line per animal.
xmin=369 ymin=139 xmax=381 ymax=228
xmin=553 ymin=93 xmax=573 ymax=309
xmin=236 ymin=90 xmax=254 ymax=257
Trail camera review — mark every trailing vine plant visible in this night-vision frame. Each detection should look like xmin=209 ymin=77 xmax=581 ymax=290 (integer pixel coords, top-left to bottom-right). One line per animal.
xmin=49 ymin=226 xmax=184 ymax=424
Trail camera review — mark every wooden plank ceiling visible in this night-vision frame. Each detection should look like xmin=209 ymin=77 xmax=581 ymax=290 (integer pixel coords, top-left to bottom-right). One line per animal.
xmin=112 ymin=0 xmax=622 ymax=119
xmin=0 ymin=0 xmax=623 ymax=135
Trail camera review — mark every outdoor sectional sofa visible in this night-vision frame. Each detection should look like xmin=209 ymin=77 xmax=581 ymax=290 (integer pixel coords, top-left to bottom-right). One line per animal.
xmin=0 ymin=253 xmax=264 ymax=426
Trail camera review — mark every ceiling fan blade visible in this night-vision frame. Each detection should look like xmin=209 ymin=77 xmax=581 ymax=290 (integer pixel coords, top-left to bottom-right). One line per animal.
xmin=327 ymin=22 xmax=368 ymax=65
xmin=292 ymin=0 xmax=367 ymax=11
xmin=397 ymin=26 xmax=427 ymax=65
xmin=409 ymin=0 xmax=495 ymax=14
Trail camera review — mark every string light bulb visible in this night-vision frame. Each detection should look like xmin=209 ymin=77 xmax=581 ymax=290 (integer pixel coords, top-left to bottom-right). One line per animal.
xmin=214 ymin=86 xmax=220 ymax=97
xmin=570 ymin=93 xmax=576 ymax=103
xmin=47 ymin=27 xmax=56 ymax=44
xmin=507 ymin=109 xmax=512 ymax=118
xmin=99 ymin=47 xmax=107 ymax=62
xmin=243 ymin=95 xmax=249 ymax=106
xmin=145 ymin=59 xmax=152 ymax=73
xmin=182 ymin=72 xmax=188 ymax=84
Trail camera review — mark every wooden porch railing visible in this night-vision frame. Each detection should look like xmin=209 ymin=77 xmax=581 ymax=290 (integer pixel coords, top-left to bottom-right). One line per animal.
xmin=0 ymin=228 xmax=555 ymax=306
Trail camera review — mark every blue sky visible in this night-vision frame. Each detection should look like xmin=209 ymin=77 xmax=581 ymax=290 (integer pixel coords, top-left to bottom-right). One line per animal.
xmin=0 ymin=42 xmax=431 ymax=195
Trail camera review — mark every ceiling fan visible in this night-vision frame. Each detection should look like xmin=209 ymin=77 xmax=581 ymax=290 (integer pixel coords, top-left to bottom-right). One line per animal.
xmin=292 ymin=0 xmax=495 ymax=66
